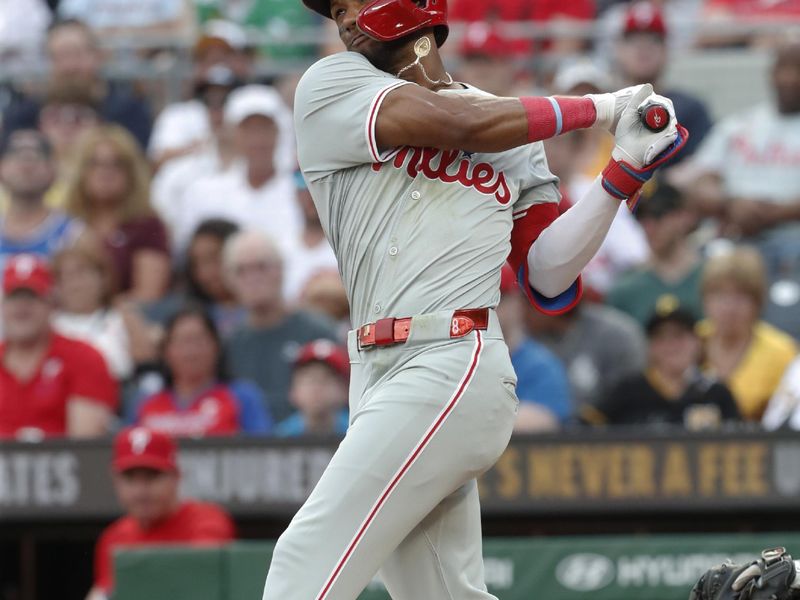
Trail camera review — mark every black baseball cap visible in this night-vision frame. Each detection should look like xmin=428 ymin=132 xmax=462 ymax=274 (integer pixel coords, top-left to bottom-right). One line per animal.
xmin=646 ymin=304 xmax=698 ymax=337
xmin=635 ymin=181 xmax=684 ymax=221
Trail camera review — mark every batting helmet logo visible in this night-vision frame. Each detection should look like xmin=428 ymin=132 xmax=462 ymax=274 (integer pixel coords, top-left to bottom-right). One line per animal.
xmin=303 ymin=0 xmax=449 ymax=47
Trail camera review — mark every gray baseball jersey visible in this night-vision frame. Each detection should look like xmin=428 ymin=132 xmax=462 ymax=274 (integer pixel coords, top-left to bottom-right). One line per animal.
xmin=263 ymin=51 xmax=562 ymax=600
xmin=294 ymin=51 xmax=560 ymax=327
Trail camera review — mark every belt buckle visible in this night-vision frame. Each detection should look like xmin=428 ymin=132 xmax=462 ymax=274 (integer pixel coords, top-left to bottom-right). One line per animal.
xmin=450 ymin=315 xmax=475 ymax=338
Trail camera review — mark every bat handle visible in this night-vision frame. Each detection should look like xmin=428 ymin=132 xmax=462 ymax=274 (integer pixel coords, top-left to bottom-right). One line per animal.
xmin=639 ymin=102 xmax=670 ymax=133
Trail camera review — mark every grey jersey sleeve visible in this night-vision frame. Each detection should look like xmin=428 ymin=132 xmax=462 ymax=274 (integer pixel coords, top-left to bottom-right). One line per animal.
xmin=294 ymin=52 xmax=412 ymax=182
xmin=514 ymin=142 xmax=561 ymax=212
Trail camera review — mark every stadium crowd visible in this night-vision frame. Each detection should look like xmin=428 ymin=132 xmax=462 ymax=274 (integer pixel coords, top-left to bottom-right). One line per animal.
xmin=2 ymin=0 xmax=800 ymax=445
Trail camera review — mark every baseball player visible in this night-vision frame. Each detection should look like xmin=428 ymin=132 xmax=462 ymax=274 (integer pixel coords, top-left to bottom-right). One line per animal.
xmin=262 ymin=1 xmax=687 ymax=599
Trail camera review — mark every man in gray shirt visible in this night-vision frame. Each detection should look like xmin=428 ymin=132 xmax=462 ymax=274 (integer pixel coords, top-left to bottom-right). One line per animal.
xmin=223 ymin=231 xmax=337 ymax=422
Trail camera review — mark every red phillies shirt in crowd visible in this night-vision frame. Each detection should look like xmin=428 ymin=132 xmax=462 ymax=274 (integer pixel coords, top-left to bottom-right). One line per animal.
xmin=450 ymin=0 xmax=595 ymax=55
xmin=135 ymin=385 xmax=241 ymax=437
xmin=705 ymin=0 xmax=800 ymax=17
xmin=0 ymin=333 xmax=118 ymax=439
xmin=93 ymin=500 xmax=235 ymax=593
xmin=450 ymin=0 xmax=594 ymax=24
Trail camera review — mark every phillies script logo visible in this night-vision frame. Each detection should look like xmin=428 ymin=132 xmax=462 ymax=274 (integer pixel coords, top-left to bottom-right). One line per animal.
xmin=372 ymin=147 xmax=512 ymax=205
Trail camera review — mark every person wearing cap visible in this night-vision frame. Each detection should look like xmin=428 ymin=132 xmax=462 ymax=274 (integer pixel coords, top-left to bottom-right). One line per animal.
xmin=223 ymin=231 xmax=338 ymax=422
xmin=150 ymin=64 xmax=240 ymax=240
xmin=275 ymin=339 xmax=351 ymax=437
xmin=606 ymin=182 xmax=704 ymax=327
xmin=496 ymin=265 xmax=572 ymax=432
xmin=148 ymin=19 xmax=252 ymax=168
xmin=88 ymin=427 xmax=235 ymax=600
xmin=0 ymin=129 xmax=84 ymax=277
xmin=583 ymin=305 xmax=739 ymax=429
xmin=613 ymin=1 xmax=711 ymax=163
xmin=3 ymin=19 xmax=152 ymax=150
xmin=170 ymin=85 xmax=301 ymax=260
xmin=0 ymin=254 xmax=118 ymax=440
xmin=131 ymin=305 xmax=271 ymax=437
xmin=453 ymin=25 xmax=523 ymax=98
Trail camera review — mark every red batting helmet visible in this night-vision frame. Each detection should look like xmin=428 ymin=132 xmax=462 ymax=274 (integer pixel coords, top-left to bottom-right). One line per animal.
xmin=303 ymin=0 xmax=449 ymax=47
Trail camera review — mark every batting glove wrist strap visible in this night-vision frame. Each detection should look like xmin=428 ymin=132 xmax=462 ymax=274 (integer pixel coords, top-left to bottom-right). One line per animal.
xmin=602 ymin=123 xmax=689 ymax=211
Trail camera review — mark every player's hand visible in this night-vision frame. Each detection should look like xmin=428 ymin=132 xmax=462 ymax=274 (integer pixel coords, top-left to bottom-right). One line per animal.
xmin=586 ymin=84 xmax=648 ymax=134
xmin=689 ymin=547 xmax=800 ymax=600
xmin=612 ymin=84 xmax=679 ymax=168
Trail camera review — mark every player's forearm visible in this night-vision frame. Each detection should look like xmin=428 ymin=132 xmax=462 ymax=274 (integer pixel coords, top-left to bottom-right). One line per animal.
xmin=527 ymin=177 xmax=620 ymax=298
xmin=459 ymin=95 xmax=597 ymax=153
xmin=379 ymin=92 xmax=599 ymax=154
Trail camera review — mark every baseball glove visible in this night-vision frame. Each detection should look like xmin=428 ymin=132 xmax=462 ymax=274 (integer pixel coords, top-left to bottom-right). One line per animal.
xmin=689 ymin=547 xmax=800 ymax=600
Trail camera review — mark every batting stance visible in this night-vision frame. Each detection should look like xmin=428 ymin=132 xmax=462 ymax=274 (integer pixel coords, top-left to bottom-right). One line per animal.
xmin=263 ymin=0 xmax=687 ymax=598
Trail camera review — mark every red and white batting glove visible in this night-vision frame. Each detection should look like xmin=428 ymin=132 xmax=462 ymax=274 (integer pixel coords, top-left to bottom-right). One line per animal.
xmin=586 ymin=84 xmax=648 ymax=134
xmin=601 ymin=84 xmax=689 ymax=211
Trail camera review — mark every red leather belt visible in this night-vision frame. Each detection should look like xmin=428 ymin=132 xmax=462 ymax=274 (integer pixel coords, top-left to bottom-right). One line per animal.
xmin=358 ymin=308 xmax=489 ymax=349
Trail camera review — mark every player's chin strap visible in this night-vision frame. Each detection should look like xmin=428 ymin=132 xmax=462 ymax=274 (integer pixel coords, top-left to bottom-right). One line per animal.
xmin=396 ymin=37 xmax=454 ymax=87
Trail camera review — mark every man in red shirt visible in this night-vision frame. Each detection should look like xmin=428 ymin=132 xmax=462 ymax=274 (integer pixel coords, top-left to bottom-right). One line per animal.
xmin=88 ymin=427 xmax=235 ymax=600
xmin=0 ymin=254 xmax=118 ymax=439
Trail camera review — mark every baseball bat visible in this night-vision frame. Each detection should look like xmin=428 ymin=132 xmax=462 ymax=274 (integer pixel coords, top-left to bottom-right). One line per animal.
xmin=639 ymin=102 xmax=670 ymax=133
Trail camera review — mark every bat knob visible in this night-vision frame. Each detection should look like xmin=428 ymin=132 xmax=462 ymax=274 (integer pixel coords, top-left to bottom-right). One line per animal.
xmin=639 ymin=102 xmax=670 ymax=133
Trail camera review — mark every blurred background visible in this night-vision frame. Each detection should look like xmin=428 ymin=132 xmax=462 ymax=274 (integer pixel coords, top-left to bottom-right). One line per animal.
xmin=1 ymin=0 xmax=800 ymax=599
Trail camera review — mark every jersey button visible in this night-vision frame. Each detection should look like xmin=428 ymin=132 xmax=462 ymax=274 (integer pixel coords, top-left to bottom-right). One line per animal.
xmin=373 ymin=303 xmax=382 ymax=314
xmin=411 ymin=190 xmax=421 ymax=200
xmin=389 ymin=246 xmax=398 ymax=256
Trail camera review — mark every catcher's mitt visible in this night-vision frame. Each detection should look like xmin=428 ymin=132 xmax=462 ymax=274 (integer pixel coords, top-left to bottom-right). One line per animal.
xmin=690 ymin=547 xmax=800 ymax=600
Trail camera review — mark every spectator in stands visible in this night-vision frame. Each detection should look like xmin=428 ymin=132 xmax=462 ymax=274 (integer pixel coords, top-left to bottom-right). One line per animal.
xmin=584 ymin=305 xmax=739 ymax=429
xmin=88 ymin=427 xmax=235 ymax=600
xmin=0 ymin=129 xmax=83 ymax=276
xmin=449 ymin=0 xmax=595 ymax=55
xmin=144 ymin=219 xmax=245 ymax=337
xmin=699 ymin=0 xmax=800 ymax=48
xmin=150 ymin=66 xmax=239 ymax=239
xmin=284 ymin=172 xmax=338 ymax=303
xmin=223 ymin=231 xmax=337 ymax=422
xmin=2 ymin=18 xmax=152 ymax=149
xmin=0 ymin=254 xmax=117 ymax=440
xmin=131 ymin=305 xmax=271 ymax=437
xmin=172 ymin=85 xmax=300 ymax=258
xmin=454 ymin=25 xmax=521 ymax=97
xmin=497 ymin=266 xmax=572 ymax=432
xmin=37 ymin=80 xmax=101 ymax=205
xmin=700 ymin=247 xmax=798 ymax=422
xmin=64 ymin=125 xmax=170 ymax=302
xmin=606 ymin=183 xmax=704 ymax=326
xmin=52 ymin=239 xmax=134 ymax=379
xmin=276 ymin=339 xmax=349 ymax=437
xmin=58 ymin=0 xmax=196 ymax=44
xmin=612 ymin=2 xmax=712 ymax=163
xmin=762 ymin=354 xmax=800 ymax=431
xmin=0 ymin=0 xmax=51 ymax=69
xmin=526 ymin=302 xmax=647 ymax=410
xmin=148 ymin=20 xmax=251 ymax=167
xmin=688 ymin=40 xmax=800 ymax=338
xmin=298 ymin=270 xmax=351 ymax=342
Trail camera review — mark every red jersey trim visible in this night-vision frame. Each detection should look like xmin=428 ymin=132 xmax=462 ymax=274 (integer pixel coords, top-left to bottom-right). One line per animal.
xmin=366 ymin=81 xmax=412 ymax=163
